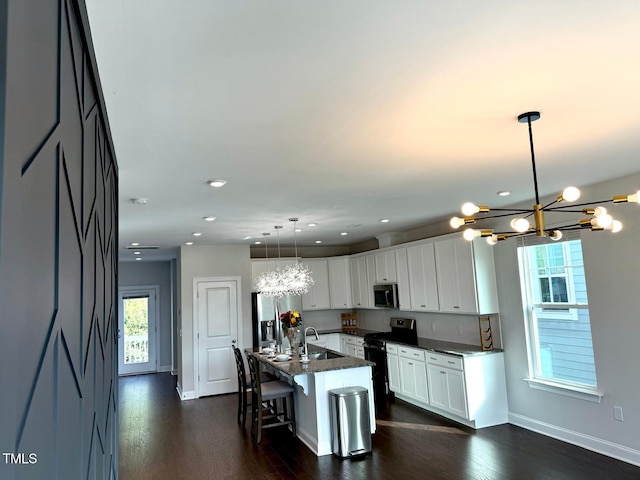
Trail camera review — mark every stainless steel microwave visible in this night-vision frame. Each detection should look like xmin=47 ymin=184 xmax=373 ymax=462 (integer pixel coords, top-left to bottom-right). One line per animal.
xmin=373 ymin=284 xmax=399 ymax=308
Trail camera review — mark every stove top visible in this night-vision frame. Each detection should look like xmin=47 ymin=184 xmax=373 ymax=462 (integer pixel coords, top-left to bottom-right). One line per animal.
xmin=364 ymin=317 xmax=418 ymax=346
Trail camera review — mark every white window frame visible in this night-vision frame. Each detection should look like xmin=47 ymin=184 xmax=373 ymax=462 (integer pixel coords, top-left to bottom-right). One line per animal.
xmin=517 ymin=235 xmax=602 ymax=402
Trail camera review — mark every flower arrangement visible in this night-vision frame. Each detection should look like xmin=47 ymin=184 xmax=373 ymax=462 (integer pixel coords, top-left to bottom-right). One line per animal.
xmin=279 ymin=310 xmax=302 ymax=335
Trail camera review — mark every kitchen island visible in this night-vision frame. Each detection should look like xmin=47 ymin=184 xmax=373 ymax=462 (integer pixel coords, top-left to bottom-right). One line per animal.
xmin=247 ymin=347 xmax=375 ymax=456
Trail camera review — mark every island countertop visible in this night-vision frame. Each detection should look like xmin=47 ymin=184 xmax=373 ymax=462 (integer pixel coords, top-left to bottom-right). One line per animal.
xmin=246 ymin=347 xmax=373 ymax=377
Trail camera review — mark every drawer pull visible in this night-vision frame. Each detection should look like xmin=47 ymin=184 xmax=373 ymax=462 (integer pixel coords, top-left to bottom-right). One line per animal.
xmin=447 ymin=361 xmax=456 ymax=365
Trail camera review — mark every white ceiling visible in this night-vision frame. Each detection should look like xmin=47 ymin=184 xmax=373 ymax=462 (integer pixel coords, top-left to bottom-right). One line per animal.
xmin=85 ymin=1 xmax=640 ymax=261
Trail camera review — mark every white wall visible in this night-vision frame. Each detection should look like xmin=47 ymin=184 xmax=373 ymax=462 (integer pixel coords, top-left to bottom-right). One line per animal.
xmin=176 ymin=244 xmax=252 ymax=398
xmin=119 ymin=261 xmax=174 ymax=372
xmin=494 ymin=172 xmax=640 ymax=465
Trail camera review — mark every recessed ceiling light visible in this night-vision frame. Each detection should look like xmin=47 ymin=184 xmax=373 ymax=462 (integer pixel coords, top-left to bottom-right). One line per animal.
xmin=295 ymin=228 xmax=303 ymax=232
xmin=192 ymin=232 xmax=202 ymax=237
xmin=203 ymin=216 xmax=216 ymax=222
xmin=308 ymin=223 xmax=317 ymax=227
xmin=497 ymin=191 xmax=511 ymax=197
xmin=135 ymin=257 xmax=142 ymax=261
xmin=208 ymin=179 xmax=227 ymax=188
xmin=185 ymin=241 xmax=194 ymax=246
xmin=131 ymin=242 xmax=140 ymax=246
xmin=380 ymin=219 xmax=390 ymax=223
xmin=254 ymin=241 xmax=262 ymax=245
xmin=130 ymin=197 xmax=148 ymax=205
xmin=315 ymin=240 xmax=322 ymax=244
xmin=133 ymin=251 xmax=141 ymax=255
xmin=243 ymin=236 xmax=252 ymax=240
xmin=340 ymin=232 xmax=348 ymax=236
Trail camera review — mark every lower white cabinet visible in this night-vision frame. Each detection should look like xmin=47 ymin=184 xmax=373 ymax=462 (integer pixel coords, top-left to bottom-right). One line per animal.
xmin=398 ymin=345 xmax=429 ymax=405
xmin=387 ymin=343 xmax=508 ymax=429
xmin=343 ymin=335 xmax=365 ymax=359
xmin=386 ymin=344 xmax=401 ymax=392
xmin=426 ymin=354 xmax=467 ymax=418
xmin=308 ymin=333 xmax=341 ymax=352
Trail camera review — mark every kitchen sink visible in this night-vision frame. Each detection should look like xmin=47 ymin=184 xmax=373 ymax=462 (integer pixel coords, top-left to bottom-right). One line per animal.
xmin=308 ymin=350 xmax=343 ymax=360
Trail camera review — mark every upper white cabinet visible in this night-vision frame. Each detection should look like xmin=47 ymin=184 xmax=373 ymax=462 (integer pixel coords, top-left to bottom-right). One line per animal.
xmin=407 ymin=243 xmax=439 ymax=312
xmin=434 ymin=237 xmax=499 ymax=314
xmin=350 ymin=255 xmax=375 ymax=309
xmin=374 ymin=250 xmax=397 ymax=283
xmin=394 ymin=248 xmax=411 ymax=311
xmin=301 ymin=259 xmax=331 ymax=310
xmin=327 ymin=256 xmax=352 ymax=309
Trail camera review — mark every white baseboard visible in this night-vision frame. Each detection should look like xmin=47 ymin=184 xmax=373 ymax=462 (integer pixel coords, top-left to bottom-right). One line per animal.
xmin=176 ymin=383 xmax=196 ymax=401
xmin=509 ymin=412 xmax=640 ymax=467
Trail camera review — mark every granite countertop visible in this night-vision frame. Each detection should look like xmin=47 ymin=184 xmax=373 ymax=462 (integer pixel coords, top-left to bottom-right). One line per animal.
xmin=247 ymin=347 xmax=373 ymax=377
xmin=314 ymin=328 xmax=502 ymax=356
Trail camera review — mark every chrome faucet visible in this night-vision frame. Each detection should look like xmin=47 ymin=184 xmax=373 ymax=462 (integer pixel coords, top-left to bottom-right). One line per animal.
xmin=303 ymin=326 xmax=319 ymax=355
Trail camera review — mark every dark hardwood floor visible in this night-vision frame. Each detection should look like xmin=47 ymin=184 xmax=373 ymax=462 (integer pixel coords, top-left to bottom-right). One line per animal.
xmin=119 ymin=373 xmax=639 ymax=480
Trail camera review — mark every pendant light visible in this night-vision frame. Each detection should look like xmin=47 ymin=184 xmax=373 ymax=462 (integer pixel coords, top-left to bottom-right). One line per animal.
xmin=450 ymin=111 xmax=638 ymax=244
xmin=279 ymin=218 xmax=314 ymax=296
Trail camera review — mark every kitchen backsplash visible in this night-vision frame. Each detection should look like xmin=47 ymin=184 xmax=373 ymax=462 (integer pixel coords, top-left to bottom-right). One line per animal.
xmin=302 ymin=308 xmax=501 ymax=348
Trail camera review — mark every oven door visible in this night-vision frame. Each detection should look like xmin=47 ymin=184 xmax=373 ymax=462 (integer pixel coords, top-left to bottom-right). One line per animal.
xmin=364 ymin=343 xmax=392 ymax=409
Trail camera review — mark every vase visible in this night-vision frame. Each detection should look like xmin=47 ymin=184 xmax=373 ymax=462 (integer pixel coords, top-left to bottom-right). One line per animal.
xmin=286 ymin=327 xmax=299 ymax=354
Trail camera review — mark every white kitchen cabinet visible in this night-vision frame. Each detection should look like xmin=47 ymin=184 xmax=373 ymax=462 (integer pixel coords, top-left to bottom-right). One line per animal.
xmin=394 ymin=248 xmax=411 ymax=311
xmin=343 ymin=335 xmax=365 ymax=359
xmin=398 ymin=345 xmax=429 ymax=405
xmin=301 ymin=259 xmax=331 ymax=310
xmin=424 ymin=351 xmax=508 ymax=428
xmin=374 ymin=250 xmax=397 ymax=283
xmin=327 ymin=256 xmax=352 ymax=309
xmin=426 ymin=353 xmax=467 ymax=418
xmin=434 ymin=236 xmax=499 ymax=314
xmin=307 ymin=333 xmax=341 ymax=352
xmin=407 ymin=242 xmax=439 ymax=312
xmin=323 ymin=333 xmax=341 ymax=352
xmin=340 ymin=335 xmax=348 ymax=354
xmin=386 ymin=343 xmax=401 ymax=393
xmin=350 ymin=255 xmax=375 ymax=308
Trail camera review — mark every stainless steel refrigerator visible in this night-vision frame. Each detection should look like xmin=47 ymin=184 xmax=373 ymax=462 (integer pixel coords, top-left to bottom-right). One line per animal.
xmin=251 ymin=292 xmax=303 ymax=348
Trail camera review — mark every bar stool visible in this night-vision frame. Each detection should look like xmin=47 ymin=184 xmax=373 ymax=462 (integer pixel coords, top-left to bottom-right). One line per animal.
xmin=232 ymin=345 xmax=275 ymax=428
xmin=247 ymin=354 xmax=296 ymax=444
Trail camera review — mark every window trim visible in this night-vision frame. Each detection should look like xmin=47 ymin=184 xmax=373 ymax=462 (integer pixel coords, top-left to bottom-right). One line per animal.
xmin=524 ymin=377 xmax=603 ymax=403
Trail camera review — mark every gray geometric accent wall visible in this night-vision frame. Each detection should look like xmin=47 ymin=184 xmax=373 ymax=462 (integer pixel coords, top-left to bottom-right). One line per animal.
xmin=0 ymin=1 xmax=118 ymax=479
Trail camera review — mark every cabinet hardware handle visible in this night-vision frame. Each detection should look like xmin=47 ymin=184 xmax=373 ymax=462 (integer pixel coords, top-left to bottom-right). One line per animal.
xmin=408 ymin=362 xmax=413 ymax=366
xmin=447 ymin=361 xmax=455 ymax=364
xmin=441 ymin=370 xmax=446 ymax=374
xmin=454 ymin=305 xmax=460 ymax=309
xmin=421 ymin=304 xmax=426 ymax=307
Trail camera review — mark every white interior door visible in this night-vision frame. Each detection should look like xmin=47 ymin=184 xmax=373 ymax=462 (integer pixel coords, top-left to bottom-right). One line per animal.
xmin=196 ymin=279 xmax=240 ymax=397
xmin=118 ymin=286 xmax=158 ymax=375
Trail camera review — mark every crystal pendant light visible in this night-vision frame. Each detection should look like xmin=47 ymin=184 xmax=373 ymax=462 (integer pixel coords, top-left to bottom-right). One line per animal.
xmin=279 ymin=218 xmax=314 ymax=296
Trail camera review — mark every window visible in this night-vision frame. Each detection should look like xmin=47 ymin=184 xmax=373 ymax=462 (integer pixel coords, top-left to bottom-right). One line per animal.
xmin=518 ymin=238 xmax=599 ymax=394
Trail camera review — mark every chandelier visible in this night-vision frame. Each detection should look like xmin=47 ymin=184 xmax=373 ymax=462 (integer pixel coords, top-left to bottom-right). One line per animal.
xmin=450 ymin=111 xmax=640 ymax=244
xmin=254 ymin=219 xmax=314 ymax=297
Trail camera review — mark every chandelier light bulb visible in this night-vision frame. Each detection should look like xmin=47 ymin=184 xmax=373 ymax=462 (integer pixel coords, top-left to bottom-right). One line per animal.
xmin=486 ymin=235 xmax=498 ymax=246
xmin=561 ymin=187 xmax=581 ymax=202
xmin=550 ymin=230 xmax=563 ymax=241
xmin=593 ymin=206 xmax=608 ymax=217
xmin=450 ymin=217 xmax=465 ymax=229
xmin=463 ymin=228 xmax=479 ymax=241
xmin=511 ymin=218 xmax=530 ymax=233
xmin=629 ymin=191 xmax=640 ymax=203
xmin=594 ymin=213 xmax=613 ymax=229
xmin=608 ymin=220 xmax=623 ymax=233
xmin=461 ymin=202 xmax=479 ymax=216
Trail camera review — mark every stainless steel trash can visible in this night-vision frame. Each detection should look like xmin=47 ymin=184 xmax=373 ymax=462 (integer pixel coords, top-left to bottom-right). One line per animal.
xmin=329 ymin=386 xmax=372 ymax=458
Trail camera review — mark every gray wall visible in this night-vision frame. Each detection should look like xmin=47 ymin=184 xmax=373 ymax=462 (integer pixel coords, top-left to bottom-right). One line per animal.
xmin=176 ymin=244 xmax=252 ymax=398
xmin=119 ymin=261 xmax=174 ymax=372
xmin=495 ymin=172 xmax=640 ymax=465
xmin=0 ymin=1 xmax=118 ymax=478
